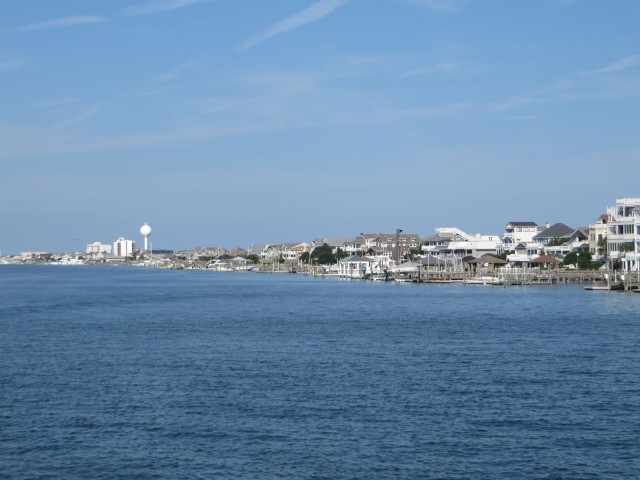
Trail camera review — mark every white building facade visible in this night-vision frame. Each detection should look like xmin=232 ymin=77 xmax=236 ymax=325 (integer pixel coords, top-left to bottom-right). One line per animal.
xmin=113 ymin=237 xmax=136 ymax=257
xmin=422 ymin=227 xmax=500 ymax=258
xmin=86 ymin=242 xmax=112 ymax=255
xmin=606 ymin=198 xmax=640 ymax=272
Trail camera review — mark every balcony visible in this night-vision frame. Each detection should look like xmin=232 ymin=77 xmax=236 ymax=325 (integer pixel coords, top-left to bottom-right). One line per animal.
xmin=609 ymin=233 xmax=636 ymax=243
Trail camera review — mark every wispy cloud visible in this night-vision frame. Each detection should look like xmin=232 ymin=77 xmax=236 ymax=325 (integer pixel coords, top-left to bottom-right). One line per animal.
xmin=399 ymin=0 xmax=467 ymax=11
xmin=200 ymin=98 xmax=260 ymax=115
xmin=400 ymin=62 xmax=458 ymax=78
xmin=9 ymin=16 xmax=106 ymax=33
xmin=155 ymin=58 xmax=201 ymax=83
xmin=54 ymin=105 xmax=102 ymax=130
xmin=121 ymin=0 xmax=210 ymax=16
xmin=555 ymin=0 xmax=583 ymax=7
xmin=513 ymin=114 xmax=542 ymax=121
xmin=583 ymin=54 xmax=640 ymax=76
xmin=35 ymin=97 xmax=80 ymax=108
xmin=238 ymin=0 xmax=351 ymax=52
xmin=0 ymin=59 xmax=28 ymax=72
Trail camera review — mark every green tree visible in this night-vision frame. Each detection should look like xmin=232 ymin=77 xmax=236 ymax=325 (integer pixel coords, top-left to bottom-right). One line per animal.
xmin=546 ymin=237 xmax=569 ymax=247
xmin=311 ymin=244 xmax=336 ymax=265
xmin=597 ymin=236 xmax=607 ymax=257
xmin=494 ymin=250 xmax=514 ymax=261
xmin=564 ymin=251 xmax=593 ymax=269
xmin=300 ymin=251 xmax=311 ymax=263
xmin=620 ymin=242 xmax=635 ymax=253
xmin=335 ymin=248 xmax=349 ymax=261
xmin=245 ymin=254 xmax=260 ymax=263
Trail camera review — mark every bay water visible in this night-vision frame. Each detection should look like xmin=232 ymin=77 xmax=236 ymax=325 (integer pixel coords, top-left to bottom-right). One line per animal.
xmin=1 ymin=266 xmax=639 ymax=479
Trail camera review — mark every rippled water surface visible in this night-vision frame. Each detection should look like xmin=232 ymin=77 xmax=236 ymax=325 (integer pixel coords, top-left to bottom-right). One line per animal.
xmin=1 ymin=265 xmax=639 ymax=479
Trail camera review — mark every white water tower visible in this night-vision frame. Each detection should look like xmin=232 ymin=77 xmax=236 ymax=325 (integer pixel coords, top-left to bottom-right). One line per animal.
xmin=140 ymin=222 xmax=152 ymax=251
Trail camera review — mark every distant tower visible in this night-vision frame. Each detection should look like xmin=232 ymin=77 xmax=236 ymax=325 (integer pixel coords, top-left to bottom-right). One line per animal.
xmin=140 ymin=222 xmax=152 ymax=251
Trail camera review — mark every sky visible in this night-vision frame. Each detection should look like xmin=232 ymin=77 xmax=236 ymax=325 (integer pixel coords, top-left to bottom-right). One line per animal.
xmin=1 ymin=0 xmax=639 ymax=254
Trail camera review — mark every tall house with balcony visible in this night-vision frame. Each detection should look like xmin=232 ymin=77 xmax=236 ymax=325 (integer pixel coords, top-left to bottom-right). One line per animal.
xmin=606 ymin=198 xmax=640 ymax=272
xmin=501 ymin=222 xmax=546 ymax=249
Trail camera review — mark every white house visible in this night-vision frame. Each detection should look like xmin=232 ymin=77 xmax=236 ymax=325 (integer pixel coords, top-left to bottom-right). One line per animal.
xmin=588 ymin=214 xmax=611 ymax=259
xmin=499 ymin=221 xmax=546 ymax=253
xmin=422 ymin=227 xmax=500 ymax=258
xmin=338 ymin=255 xmax=373 ymax=278
xmin=606 ymin=197 xmax=640 ymax=272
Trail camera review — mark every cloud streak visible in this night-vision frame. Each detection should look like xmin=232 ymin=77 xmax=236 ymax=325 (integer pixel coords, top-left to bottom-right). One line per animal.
xmin=238 ymin=0 xmax=351 ymax=52
xmin=0 ymin=59 xmax=28 ymax=72
xmin=121 ymin=0 xmax=210 ymax=16
xmin=9 ymin=16 xmax=106 ymax=33
xmin=54 ymin=105 xmax=102 ymax=131
xmin=585 ymin=54 xmax=640 ymax=76
xmin=399 ymin=0 xmax=467 ymax=11
xmin=400 ymin=62 xmax=459 ymax=78
xmin=555 ymin=0 xmax=583 ymax=7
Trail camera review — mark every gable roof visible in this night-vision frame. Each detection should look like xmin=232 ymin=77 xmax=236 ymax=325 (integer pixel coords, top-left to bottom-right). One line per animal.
xmin=568 ymin=228 xmax=589 ymax=241
xmin=533 ymin=223 xmax=574 ymax=240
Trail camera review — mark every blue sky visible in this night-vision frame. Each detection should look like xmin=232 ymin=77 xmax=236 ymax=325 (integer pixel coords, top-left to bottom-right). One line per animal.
xmin=1 ymin=0 xmax=639 ymax=254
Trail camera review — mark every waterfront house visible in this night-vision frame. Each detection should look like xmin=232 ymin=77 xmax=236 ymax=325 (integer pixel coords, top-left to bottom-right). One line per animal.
xmin=567 ymin=228 xmax=590 ymax=251
xmin=227 ymin=247 xmax=247 ymax=257
xmin=312 ymin=237 xmax=358 ymax=255
xmin=423 ymin=227 xmax=500 ymax=257
xmin=532 ymin=223 xmax=574 ymax=247
xmin=422 ymin=230 xmax=457 ymax=255
xmin=230 ymin=256 xmax=254 ymax=270
xmin=338 ymin=255 xmax=373 ymax=278
xmin=499 ymin=221 xmax=546 ymax=252
xmin=606 ymin=197 xmax=640 ymax=271
xmin=247 ymin=244 xmax=269 ymax=259
xmin=282 ymin=243 xmax=311 ymax=264
xmin=360 ymin=233 xmax=421 ymax=262
xmin=194 ymin=246 xmax=226 ymax=259
xmin=588 ymin=214 xmax=611 ymax=259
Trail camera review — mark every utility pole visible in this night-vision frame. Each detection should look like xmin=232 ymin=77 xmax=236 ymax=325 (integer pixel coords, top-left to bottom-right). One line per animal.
xmin=396 ymin=228 xmax=403 ymax=264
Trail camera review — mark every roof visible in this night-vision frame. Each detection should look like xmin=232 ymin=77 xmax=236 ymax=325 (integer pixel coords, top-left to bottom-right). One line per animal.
xmin=568 ymin=228 xmax=589 ymax=240
xmin=339 ymin=255 xmax=371 ymax=263
xmin=533 ymin=223 xmax=574 ymax=240
xmin=465 ymin=254 xmax=508 ymax=264
xmin=362 ymin=233 xmax=421 ymax=240
xmin=507 ymin=221 xmax=538 ymax=227
xmin=314 ymin=237 xmax=357 ymax=247
xmin=529 ymin=255 xmax=561 ymax=264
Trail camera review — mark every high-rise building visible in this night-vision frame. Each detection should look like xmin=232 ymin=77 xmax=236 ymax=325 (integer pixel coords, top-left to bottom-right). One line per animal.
xmin=113 ymin=237 xmax=135 ymax=257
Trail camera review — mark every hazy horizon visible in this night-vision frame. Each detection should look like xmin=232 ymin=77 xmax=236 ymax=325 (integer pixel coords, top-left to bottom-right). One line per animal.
xmin=2 ymin=0 xmax=639 ymax=254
